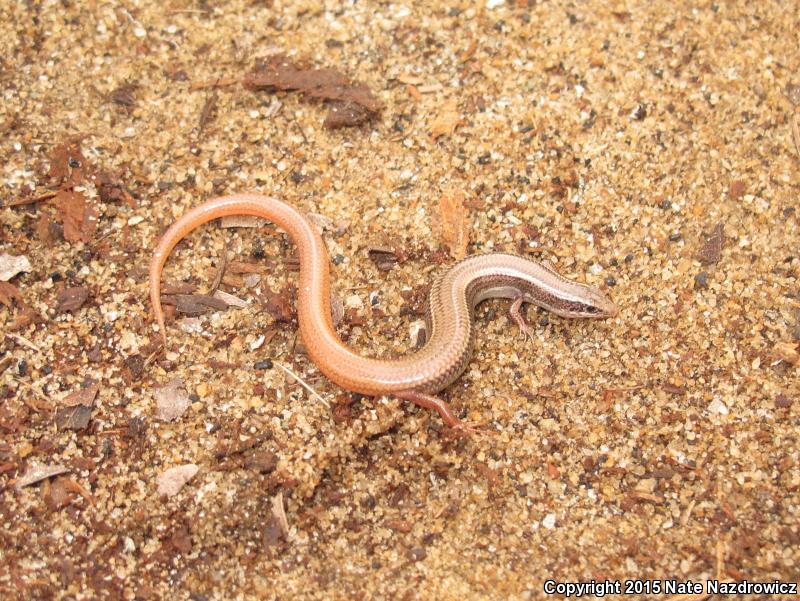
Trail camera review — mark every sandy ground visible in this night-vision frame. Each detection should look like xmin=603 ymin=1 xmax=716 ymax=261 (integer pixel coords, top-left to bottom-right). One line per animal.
xmin=1 ymin=1 xmax=798 ymax=599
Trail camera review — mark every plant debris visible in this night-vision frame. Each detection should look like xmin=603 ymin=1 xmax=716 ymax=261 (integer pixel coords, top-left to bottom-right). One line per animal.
xmin=55 ymin=404 xmax=94 ymax=431
xmin=696 ymin=222 xmax=725 ymax=265
xmin=157 ymin=464 xmax=199 ymax=497
xmin=60 ymin=383 xmax=99 ymax=407
xmin=429 ymin=98 xmax=463 ymax=140
xmin=54 ymin=190 xmax=98 ymax=243
xmin=56 ymin=286 xmax=90 ymax=312
xmin=164 ymin=293 xmax=230 ymax=316
xmin=16 ymin=464 xmax=70 ymax=489
xmin=0 ymin=282 xmax=23 ymax=307
xmin=367 ymin=245 xmax=401 ymax=271
xmin=244 ymin=55 xmax=382 ymax=128
xmin=0 ymin=253 xmax=31 ymax=281
xmin=439 ymin=190 xmax=470 ymax=259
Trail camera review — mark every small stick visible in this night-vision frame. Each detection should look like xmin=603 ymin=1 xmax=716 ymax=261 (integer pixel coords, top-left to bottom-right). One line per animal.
xmin=273 ymin=362 xmax=330 ymax=408
xmin=207 ymin=242 xmax=229 ymax=296
xmin=6 ymin=333 xmax=40 ymax=352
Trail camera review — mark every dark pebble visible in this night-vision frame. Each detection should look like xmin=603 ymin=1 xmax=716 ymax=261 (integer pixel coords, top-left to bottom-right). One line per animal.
xmin=694 ymin=272 xmax=708 ymax=289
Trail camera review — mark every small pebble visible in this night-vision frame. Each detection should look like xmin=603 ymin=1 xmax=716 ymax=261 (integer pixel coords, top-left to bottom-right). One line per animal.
xmin=694 ymin=272 xmax=708 ymax=289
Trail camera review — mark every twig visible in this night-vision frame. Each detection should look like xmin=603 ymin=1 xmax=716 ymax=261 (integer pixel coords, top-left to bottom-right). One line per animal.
xmin=271 ymin=491 xmax=290 ymax=538
xmin=197 ymin=88 xmax=218 ymax=139
xmin=273 ymin=362 xmax=330 ymax=408
xmin=6 ymin=333 xmax=40 ymax=352
xmin=4 ymin=190 xmax=57 ymax=208
xmin=207 ymin=242 xmax=229 ymax=295
xmin=189 ymin=77 xmax=240 ymax=91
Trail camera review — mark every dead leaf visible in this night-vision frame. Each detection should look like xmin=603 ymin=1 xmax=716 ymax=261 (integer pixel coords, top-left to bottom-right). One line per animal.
xmin=439 ymin=191 xmax=470 ymax=259
xmin=165 ymin=293 xmax=229 ymax=316
xmin=212 ymin=289 xmax=249 ymax=308
xmin=56 ymin=286 xmax=90 ymax=312
xmin=55 ymin=405 xmax=93 ymax=430
xmin=47 ymin=138 xmax=88 ymax=188
xmin=170 ymin=525 xmax=192 ymax=553
xmin=271 ymin=491 xmax=290 ymax=538
xmin=259 ymin=286 xmax=296 ymax=322
xmin=44 ymin=476 xmax=76 ymax=510
xmin=9 ymin=302 xmax=36 ymax=331
xmin=16 ymin=463 xmax=70 ymax=489
xmin=0 ymin=281 xmax=22 ymax=308
xmin=244 ymin=55 xmax=382 ymax=128
xmin=696 ymin=222 xmax=724 ymax=265
xmin=61 ymin=384 xmax=99 ymax=407
xmin=429 ymin=98 xmax=462 ymax=140
xmin=728 ymin=181 xmax=745 ymax=201
xmin=157 ymin=464 xmax=199 ymax=497
xmin=367 ymin=245 xmax=401 ymax=271
xmin=0 ymin=253 xmax=31 ymax=281
xmin=54 ymin=190 xmax=97 ymax=243
xmin=154 ymin=378 xmax=191 ymax=422
xmin=96 ymin=170 xmax=137 ymax=208
xmin=245 ymin=451 xmax=279 ymax=474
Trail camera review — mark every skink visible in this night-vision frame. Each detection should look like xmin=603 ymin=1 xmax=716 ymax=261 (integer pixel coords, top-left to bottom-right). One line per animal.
xmin=149 ymin=194 xmax=618 ymax=430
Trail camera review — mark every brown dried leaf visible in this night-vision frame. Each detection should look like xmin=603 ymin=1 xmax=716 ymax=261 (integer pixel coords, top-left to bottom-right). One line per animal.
xmin=167 ymin=293 xmax=229 ymax=316
xmin=245 ymin=451 xmax=279 ymax=474
xmin=56 ymin=286 xmax=90 ymax=312
xmin=9 ymin=302 xmax=36 ymax=331
xmin=44 ymin=476 xmax=76 ymax=510
xmin=154 ymin=378 xmax=191 ymax=422
xmin=728 ymin=180 xmax=745 ymax=201
xmin=696 ymin=222 xmax=724 ymax=265
xmin=55 ymin=405 xmax=93 ymax=430
xmin=96 ymin=170 xmax=137 ymax=208
xmin=61 ymin=384 xmax=99 ymax=408
xmin=324 ymin=101 xmax=374 ymax=129
xmin=0 ymin=281 xmax=22 ymax=308
xmin=47 ymin=138 xmax=88 ymax=188
xmin=170 ymin=525 xmax=192 ymax=554
xmin=367 ymin=245 xmax=400 ymax=271
xmin=244 ymin=55 xmax=381 ymax=128
xmin=439 ymin=191 xmax=470 ymax=259
xmin=162 ymin=282 xmax=197 ymax=295
xmin=429 ymin=98 xmax=462 ymax=140
xmin=54 ymin=190 xmax=97 ymax=243
xmin=156 ymin=464 xmax=199 ymax=497
xmin=260 ymin=286 xmax=296 ymax=322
